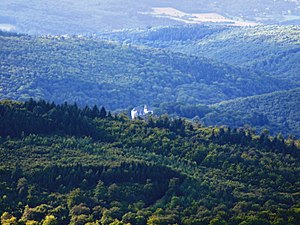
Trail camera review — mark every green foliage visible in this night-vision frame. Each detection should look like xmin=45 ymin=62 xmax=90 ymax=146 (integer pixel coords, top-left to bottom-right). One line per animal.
xmin=42 ymin=215 xmax=58 ymax=225
xmin=1 ymin=212 xmax=18 ymax=225
xmin=110 ymin=25 xmax=300 ymax=83
xmin=209 ymin=218 xmax=228 ymax=225
xmin=0 ymin=99 xmax=103 ymax=138
xmin=0 ymin=100 xmax=299 ymax=224
xmin=25 ymin=220 xmax=39 ymax=225
xmin=1 ymin=27 xmax=299 ymax=137
xmin=0 ymin=31 xmax=293 ymax=111
xmin=202 ymin=88 xmax=300 ymax=137
xmin=100 ymin=25 xmax=300 ymax=137
xmin=67 ymin=189 xmax=87 ymax=210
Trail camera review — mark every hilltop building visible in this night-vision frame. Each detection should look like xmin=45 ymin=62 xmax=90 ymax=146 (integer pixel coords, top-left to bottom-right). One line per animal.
xmin=131 ymin=105 xmax=154 ymax=119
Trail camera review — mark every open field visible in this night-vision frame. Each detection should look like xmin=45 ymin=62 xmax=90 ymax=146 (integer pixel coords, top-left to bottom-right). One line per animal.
xmin=142 ymin=7 xmax=259 ymax=26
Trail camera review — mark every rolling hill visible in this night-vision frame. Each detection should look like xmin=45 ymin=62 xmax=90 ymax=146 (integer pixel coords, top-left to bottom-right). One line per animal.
xmin=103 ymin=25 xmax=300 ymax=83
xmin=0 ymin=31 xmax=293 ymax=111
xmin=0 ymin=2 xmax=299 ymax=225
xmin=202 ymin=88 xmax=300 ymax=138
xmin=92 ymin=25 xmax=300 ymax=137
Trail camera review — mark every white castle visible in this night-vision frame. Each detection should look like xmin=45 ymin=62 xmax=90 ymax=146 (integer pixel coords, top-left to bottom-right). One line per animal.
xmin=131 ymin=105 xmax=154 ymax=119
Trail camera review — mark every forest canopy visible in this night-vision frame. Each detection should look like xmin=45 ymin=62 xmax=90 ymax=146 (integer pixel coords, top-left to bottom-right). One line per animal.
xmin=1 ymin=28 xmax=299 ymax=137
xmin=0 ymin=99 xmax=299 ymax=225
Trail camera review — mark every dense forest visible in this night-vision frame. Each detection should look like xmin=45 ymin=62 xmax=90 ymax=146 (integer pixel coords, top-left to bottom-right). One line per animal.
xmin=98 ymin=25 xmax=300 ymax=137
xmin=156 ymin=88 xmax=300 ymax=138
xmin=104 ymin=25 xmax=300 ymax=83
xmin=1 ymin=31 xmax=292 ymax=110
xmin=1 ymin=2 xmax=300 ymax=225
xmin=1 ymin=29 xmax=299 ymax=137
xmin=202 ymin=88 xmax=300 ymax=138
xmin=0 ymin=99 xmax=299 ymax=225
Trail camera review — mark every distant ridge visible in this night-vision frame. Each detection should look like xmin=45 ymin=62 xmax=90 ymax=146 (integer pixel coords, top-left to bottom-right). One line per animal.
xmin=0 ymin=32 xmax=292 ymax=109
xmin=0 ymin=0 xmax=299 ymax=34
xmin=202 ymin=88 xmax=300 ymax=137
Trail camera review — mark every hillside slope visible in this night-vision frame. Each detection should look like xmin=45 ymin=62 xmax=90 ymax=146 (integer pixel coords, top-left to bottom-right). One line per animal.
xmin=0 ymin=32 xmax=292 ymax=110
xmin=193 ymin=26 xmax=300 ymax=82
xmin=0 ymin=99 xmax=299 ymax=225
xmin=202 ymin=88 xmax=300 ymax=137
xmin=105 ymin=25 xmax=300 ymax=83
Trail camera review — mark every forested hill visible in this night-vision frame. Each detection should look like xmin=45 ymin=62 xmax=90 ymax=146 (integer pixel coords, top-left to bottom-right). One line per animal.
xmin=0 ymin=31 xmax=293 ymax=110
xmin=202 ymin=88 xmax=300 ymax=138
xmin=0 ymin=99 xmax=300 ymax=225
xmin=105 ymin=25 xmax=300 ymax=83
xmin=96 ymin=25 xmax=300 ymax=138
xmin=153 ymin=88 xmax=300 ymax=138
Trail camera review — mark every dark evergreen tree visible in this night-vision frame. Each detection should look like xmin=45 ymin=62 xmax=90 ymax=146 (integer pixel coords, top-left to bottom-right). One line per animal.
xmin=100 ymin=107 xmax=107 ymax=118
